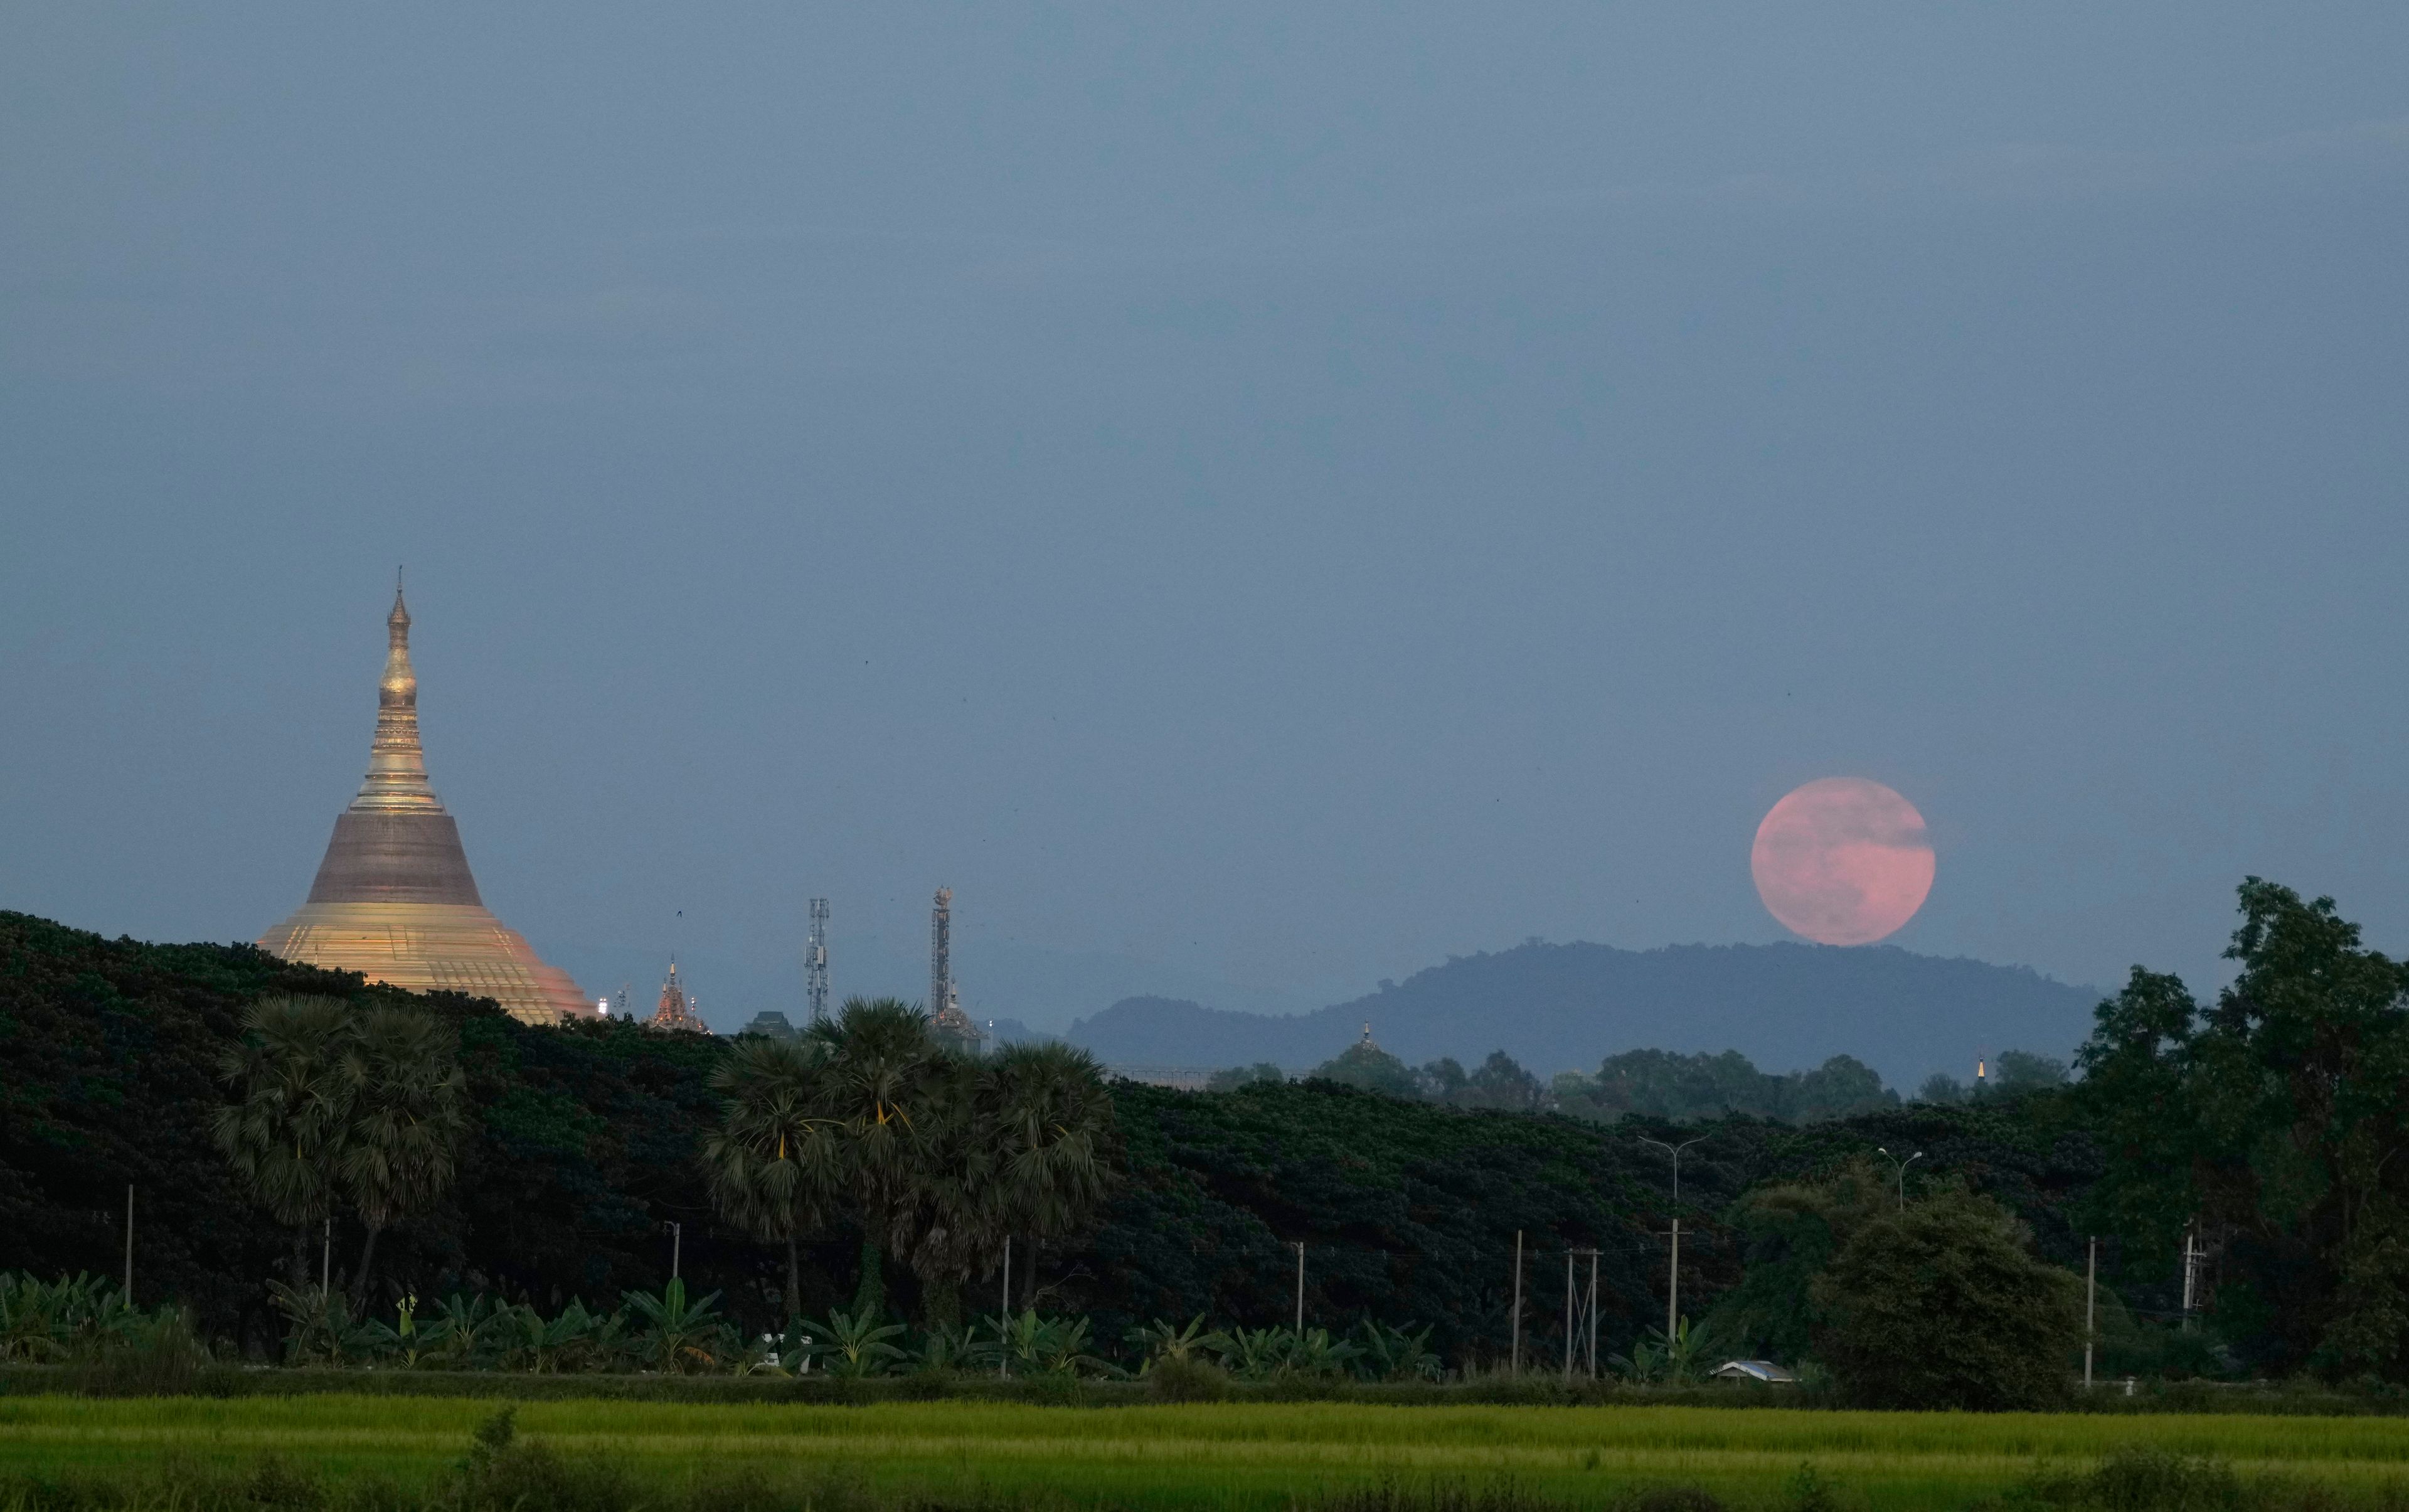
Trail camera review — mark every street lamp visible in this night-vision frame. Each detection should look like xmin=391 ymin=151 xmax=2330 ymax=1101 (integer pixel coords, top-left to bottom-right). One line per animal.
xmin=1875 ymin=1147 xmax=1924 ymax=1211
xmin=1638 ymin=1136 xmax=1708 ymax=1348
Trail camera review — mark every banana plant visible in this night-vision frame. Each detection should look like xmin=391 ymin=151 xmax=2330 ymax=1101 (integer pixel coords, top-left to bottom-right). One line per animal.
xmin=1123 ymin=1314 xmax=1231 ymax=1372
xmin=801 ymin=1306 xmax=905 ymax=1377
xmin=417 ymin=1292 xmax=508 ymax=1368
xmin=570 ymin=1303 xmax=639 ymax=1373
xmin=625 ymin=1277 xmax=731 ymax=1374
xmin=499 ymin=1301 xmax=605 ymax=1373
xmin=266 ymin=1280 xmax=382 ymax=1365
xmin=0 ymin=1274 xmax=75 ymax=1363
xmin=1214 ymin=1325 xmax=1295 ymax=1381
xmin=1352 ymin=1319 xmax=1440 ymax=1382
xmin=1607 ymin=1335 xmax=1662 ymax=1383
xmin=1284 ymin=1326 xmax=1364 ymax=1380
xmin=986 ymin=1307 xmax=1051 ymax=1376
xmin=1659 ymin=1316 xmax=1708 ymax=1383
xmin=1609 ymin=1316 xmax=1703 ymax=1384
xmin=912 ymin=1321 xmax=976 ymax=1371
xmin=1033 ymin=1314 xmax=1110 ymax=1376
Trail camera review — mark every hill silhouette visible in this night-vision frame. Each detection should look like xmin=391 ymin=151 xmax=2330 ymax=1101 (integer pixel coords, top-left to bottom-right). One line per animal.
xmin=1064 ymin=940 xmax=2100 ymax=1089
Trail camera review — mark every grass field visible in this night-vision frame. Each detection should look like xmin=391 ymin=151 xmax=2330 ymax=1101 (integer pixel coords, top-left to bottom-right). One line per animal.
xmin=7 ymin=1396 xmax=2409 ymax=1510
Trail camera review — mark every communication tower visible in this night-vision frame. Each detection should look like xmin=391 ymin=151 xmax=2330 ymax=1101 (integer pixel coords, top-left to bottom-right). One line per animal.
xmin=806 ymin=898 xmax=830 ymax=1022
xmin=930 ymin=888 xmax=954 ymax=1020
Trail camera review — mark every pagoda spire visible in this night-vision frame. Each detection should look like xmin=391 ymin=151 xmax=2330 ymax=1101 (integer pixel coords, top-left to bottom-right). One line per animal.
xmin=650 ymin=960 xmax=710 ymax=1033
xmin=352 ymin=578 xmax=444 ymax=812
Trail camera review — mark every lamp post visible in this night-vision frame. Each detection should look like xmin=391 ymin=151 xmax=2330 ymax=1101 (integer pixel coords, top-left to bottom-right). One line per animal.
xmin=1876 ymin=1147 xmax=1924 ymax=1211
xmin=1293 ymin=1242 xmax=1306 ymax=1334
xmin=1638 ymin=1136 xmax=1706 ymax=1348
xmin=2084 ymin=1235 xmax=2097 ymax=1390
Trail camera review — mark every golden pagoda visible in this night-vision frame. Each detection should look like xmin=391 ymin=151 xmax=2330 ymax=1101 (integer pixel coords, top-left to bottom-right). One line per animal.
xmin=257 ymin=585 xmax=594 ymax=1025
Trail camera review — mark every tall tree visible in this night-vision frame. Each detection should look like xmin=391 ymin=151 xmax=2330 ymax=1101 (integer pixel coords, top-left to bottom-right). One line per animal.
xmin=811 ymin=997 xmax=945 ymax=1319
xmin=1812 ymin=1186 xmax=2082 ymax=1409
xmin=986 ymin=1041 xmax=1117 ymax=1307
xmin=2078 ymin=880 xmax=2409 ymax=1376
xmin=1701 ymin=1158 xmax=1892 ymax=1363
xmin=702 ymin=1034 xmax=844 ymax=1321
xmin=898 ymin=1051 xmax=1001 ymax=1328
xmin=339 ymin=1007 xmax=469 ymax=1306
xmin=211 ymin=996 xmax=357 ymax=1284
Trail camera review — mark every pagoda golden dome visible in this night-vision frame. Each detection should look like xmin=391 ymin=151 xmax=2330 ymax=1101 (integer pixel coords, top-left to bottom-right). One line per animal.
xmin=257 ymin=584 xmax=594 ymax=1025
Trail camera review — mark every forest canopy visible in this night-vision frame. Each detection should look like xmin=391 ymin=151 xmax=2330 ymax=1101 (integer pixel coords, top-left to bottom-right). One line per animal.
xmin=3 ymin=878 xmax=2401 ymax=1382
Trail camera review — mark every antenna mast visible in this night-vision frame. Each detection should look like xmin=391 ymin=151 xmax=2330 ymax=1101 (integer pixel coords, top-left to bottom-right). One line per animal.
xmin=930 ymin=888 xmax=954 ymax=1020
xmin=806 ymin=898 xmax=830 ymax=1021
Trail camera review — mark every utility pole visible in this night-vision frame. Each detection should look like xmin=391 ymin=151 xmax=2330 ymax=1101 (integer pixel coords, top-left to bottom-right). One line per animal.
xmin=2084 ymin=1235 xmax=2097 ymax=1390
xmin=1511 ymin=1230 xmax=1524 ymax=1374
xmin=1294 ymin=1242 xmax=1306 ymax=1334
xmin=667 ymin=1220 xmax=683 ymax=1280
xmin=1587 ymin=1249 xmax=1600 ymax=1378
xmin=322 ymin=1217 xmax=331 ymax=1294
xmin=123 ymin=1186 xmax=134 ymax=1304
xmin=2181 ymin=1223 xmax=2198 ymax=1329
xmin=1562 ymin=1251 xmax=1575 ymax=1380
xmin=1639 ymin=1136 xmax=1706 ymax=1344
xmin=1876 ymin=1146 xmax=1925 ymax=1211
xmin=1000 ymin=1237 xmax=1012 ymax=1378
xmin=1667 ymin=1217 xmax=1681 ymax=1344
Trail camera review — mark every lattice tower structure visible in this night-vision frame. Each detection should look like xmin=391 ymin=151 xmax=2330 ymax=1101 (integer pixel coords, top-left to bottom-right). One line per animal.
xmin=806 ymin=898 xmax=830 ymax=1021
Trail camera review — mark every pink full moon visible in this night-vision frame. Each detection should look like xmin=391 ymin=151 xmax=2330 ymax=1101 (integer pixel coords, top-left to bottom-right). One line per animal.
xmin=1750 ymin=777 xmax=1935 ymax=946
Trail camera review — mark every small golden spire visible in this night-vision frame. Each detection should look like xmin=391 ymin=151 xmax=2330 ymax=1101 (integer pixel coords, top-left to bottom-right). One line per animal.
xmin=351 ymin=582 xmax=444 ymax=812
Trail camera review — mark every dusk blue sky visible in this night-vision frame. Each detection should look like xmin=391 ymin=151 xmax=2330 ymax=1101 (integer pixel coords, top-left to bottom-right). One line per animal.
xmin=6 ymin=6 xmax=2406 ymax=1043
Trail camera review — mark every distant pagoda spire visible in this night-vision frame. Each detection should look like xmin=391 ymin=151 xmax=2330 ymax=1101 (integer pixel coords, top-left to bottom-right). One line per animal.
xmin=928 ymin=887 xmax=982 ymax=1050
xmin=353 ymin=578 xmax=444 ymax=813
xmin=650 ymin=961 xmax=710 ymax=1033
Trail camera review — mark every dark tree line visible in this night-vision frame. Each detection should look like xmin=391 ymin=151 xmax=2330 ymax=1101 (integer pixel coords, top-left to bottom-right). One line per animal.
xmin=9 ymin=879 xmax=2409 ymax=1387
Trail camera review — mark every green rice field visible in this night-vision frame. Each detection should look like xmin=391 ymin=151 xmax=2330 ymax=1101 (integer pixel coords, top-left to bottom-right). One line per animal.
xmin=6 ymin=1396 xmax=2409 ymax=1510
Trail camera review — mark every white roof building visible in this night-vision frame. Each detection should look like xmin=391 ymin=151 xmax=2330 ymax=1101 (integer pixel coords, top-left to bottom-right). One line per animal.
xmin=1709 ymin=1359 xmax=1799 ymax=1385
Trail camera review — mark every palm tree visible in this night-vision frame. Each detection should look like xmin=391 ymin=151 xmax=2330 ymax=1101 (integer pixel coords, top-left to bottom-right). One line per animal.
xmin=338 ymin=1007 xmax=469 ymax=1306
xmin=898 ymin=1050 xmax=1001 ymax=1328
xmin=809 ymin=997 xmax=945 ymax=1319
xmin=986 ymin=1040 xmax=1117 ymax=1305
xmin=211 ymin=996 xmax=357 ymax=1284
xmin=702 ymin=1034 xmax=844 ymax=1321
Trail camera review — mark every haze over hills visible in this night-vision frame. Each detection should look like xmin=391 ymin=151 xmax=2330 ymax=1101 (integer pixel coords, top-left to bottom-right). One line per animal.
xmin=1061 ymin=941 xmax=2103 ymax=1090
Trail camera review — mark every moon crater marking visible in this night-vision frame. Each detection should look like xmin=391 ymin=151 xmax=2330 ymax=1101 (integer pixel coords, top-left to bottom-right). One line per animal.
xmin=1751 ymin=777 xmax=1935 ymax=946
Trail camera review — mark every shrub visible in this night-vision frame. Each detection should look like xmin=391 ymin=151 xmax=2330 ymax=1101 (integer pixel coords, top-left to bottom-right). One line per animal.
xmin=450 ymin=1407 xmax=639 ymax=1512
xmin=1615 ymin=1493 xmax=1727 ymax=1512
xmin=1147 ymin=1356 xmax=1233 ymax=1402
xmin=1995 ymin=1446 xmax=2249 ymax=1511
xmin=1315 ymin=1480 xmax=1571 ymax=1512
xmin=63 ymin=1306 xmax=211 ymax=1397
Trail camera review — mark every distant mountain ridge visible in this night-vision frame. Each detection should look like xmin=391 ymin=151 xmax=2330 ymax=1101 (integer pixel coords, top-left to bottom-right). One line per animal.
xmin=1062 ymin=940 xmax=2101 ymax=1090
